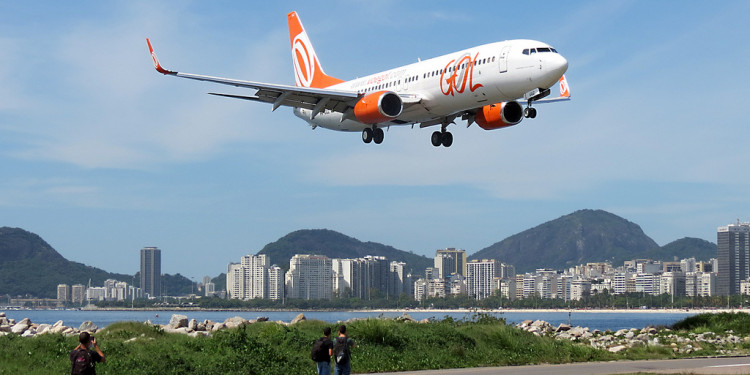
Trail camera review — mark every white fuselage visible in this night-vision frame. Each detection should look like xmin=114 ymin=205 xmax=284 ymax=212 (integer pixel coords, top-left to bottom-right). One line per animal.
xmin=294 ymin=39 xmax=568 ymax=131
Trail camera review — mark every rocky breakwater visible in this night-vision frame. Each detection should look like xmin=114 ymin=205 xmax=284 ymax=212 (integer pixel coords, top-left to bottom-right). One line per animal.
xmin=0 ymin=312 xmax=99 ymax=338
xmin=151 ymin=313 xmax=308 ymax=338
xmin=516 ymin=319 xmax=750 ymax=355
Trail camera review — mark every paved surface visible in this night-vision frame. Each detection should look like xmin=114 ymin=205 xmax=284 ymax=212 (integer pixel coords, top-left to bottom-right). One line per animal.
xmin=375 ymin=356 xmax=750 ymax=375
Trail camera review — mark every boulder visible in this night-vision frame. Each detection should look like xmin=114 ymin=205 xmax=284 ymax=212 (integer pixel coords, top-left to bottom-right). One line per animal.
xmin=36 ymin=324 xmax=51 ymax=335
xmin=614 ymin=329 xmax=628 ymax=337
xmin=211 ymin=323 xmax=226 ymax=332
xmin=555 ymin=323 xmax=572 ymax=332
xmin=0 ymin=325 xmax=10 ymax=333
xmin=569 ymin=327 xmax=586 ymax=338
xmin=0 ymin=317 xmax=7 ymax=326
xmin=608 ymin=345 xmax=627 ymax=353
xmin=169 ymin=314 xmax=189 ymax=329
xmin=520 ymin=320 xmax=533 ymax=327
xmin=224 ymin=316 xmax=247 ymax=325
xmin=0 ymin=312 xmax=5 ymax=317
xmin=21 ymin=330 xmax=35 ymax=337
xmin=197 ymin=323 xmax=206 ymax=331
xmin=11 ymin=323 xmax=29 ymax=334
xmin=291 ymin=313 xmax=306 ymax=324
xmin=79 ymin=321 xmax=98 ymax=333
xmin=187 ymin=319 xmax=198 ymax=332
xmin=256 ymin=316 xmax=269 ymax=322
xmin=419 ymin=318 xmax=430 ymax=324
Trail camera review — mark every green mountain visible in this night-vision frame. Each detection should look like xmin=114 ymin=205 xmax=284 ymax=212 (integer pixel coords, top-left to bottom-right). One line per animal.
xmin=257 ymin=229 xmax=432 ymax=274
xmin=470 ymin=210 xmax=661 ymax=273
xmin=0 ymin=227 xmax=132 ymax=298
xmin=643 ymin=237 xmax=717 ymax=262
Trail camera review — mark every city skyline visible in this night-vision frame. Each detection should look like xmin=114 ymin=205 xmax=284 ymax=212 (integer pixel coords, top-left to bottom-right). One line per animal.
xmin=1 ymin=2 xmax=749 ymax=280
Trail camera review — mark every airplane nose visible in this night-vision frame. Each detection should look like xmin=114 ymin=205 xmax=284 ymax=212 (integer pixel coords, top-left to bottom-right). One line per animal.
xmin=550 ymin=54 xmax=568 ymax=77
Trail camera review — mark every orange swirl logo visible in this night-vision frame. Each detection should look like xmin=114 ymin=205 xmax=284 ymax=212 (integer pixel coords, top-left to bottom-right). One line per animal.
xmin=292 ymin=35 xmax=315 ymax=87
xmin=440 ymin=52 xmax=483 ymax=96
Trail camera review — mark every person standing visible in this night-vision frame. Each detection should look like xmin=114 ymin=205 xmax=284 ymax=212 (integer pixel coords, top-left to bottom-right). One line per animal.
xmin=333 ymin=325 xmax=356 ymax=375
xmin=312 ymin=327 xmax=334 ymax=375
xmin=70 ymin=331 xmax=105 ymax=375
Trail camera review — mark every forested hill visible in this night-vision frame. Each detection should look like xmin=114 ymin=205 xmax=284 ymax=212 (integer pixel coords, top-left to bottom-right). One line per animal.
xmin=0 ymin=227 xmax=132 ymax=298
xmin=470 ymin=210 xmax=661 ymax=273
xmin=257 ymin=229 xmax=432 ymax=274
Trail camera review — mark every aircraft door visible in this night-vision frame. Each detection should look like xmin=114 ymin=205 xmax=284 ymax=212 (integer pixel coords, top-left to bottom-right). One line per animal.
xmin=498 ymin=46 xmax=510 ymax=73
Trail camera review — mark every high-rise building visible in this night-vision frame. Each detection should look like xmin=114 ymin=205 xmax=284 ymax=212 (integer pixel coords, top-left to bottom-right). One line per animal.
xmin=697 ymin=272 xmax=716 ymax=297
xmin=389 ymin=261 xmax=407 ymax=297
xmin=434 ymin=248 xmax=467 ymax=278
xmin=660 ymin=272 xmax=686 ymax=296
xmin=466 ymin=259 xmax=500 ymax=300
xmin=71 ymin=284 xmax=86 ymax=304
xmin=285 ymin=254 xmax=332 ymax=300
xmin=364 ymin=255 xmax=390 ymax=297
xmin=57 ymin=284 xmax=70 ymax=302
xmin=718 ymin=222 xmax=750 ymax=295
xmin=268 ymin=265 xmax=284 ymax=300
xmin=226 ymin=254 xmax=270 ymax=300
xmin=140 ymin=247 xmax=162 ymax=298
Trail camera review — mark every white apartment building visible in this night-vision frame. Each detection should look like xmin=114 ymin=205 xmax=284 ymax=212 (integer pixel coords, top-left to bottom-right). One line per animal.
xmin=467 ymin=259 xmax=500 ymax=300
xmin=570 ymin=280 xmax=592 ymax=301
xmin=227 ymin=254 xmax=271 ymax=300
xmin=285 ymin=254 xmax=332 ymax=300
xmin=697 ymin=272 xmax=716 ymax=297
xmin=71 ymin=284 xmax=86 ymax=304
xmin=57 ymin=284 xmax=70 ymax=302
xmin=635 ymin=273 xmax=661 ymax=296
xmin=268 ymin=265 xmax=284 ymax=300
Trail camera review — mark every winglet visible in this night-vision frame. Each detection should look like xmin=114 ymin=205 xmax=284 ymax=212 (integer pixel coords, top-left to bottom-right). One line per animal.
xmin=559 ymin=74 xmax=570 ymax=98
xmin=146 ymin=38 xmax=176 ymax=75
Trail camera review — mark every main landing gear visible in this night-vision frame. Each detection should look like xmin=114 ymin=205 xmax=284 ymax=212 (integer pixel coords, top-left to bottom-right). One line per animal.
xmin=362 ymin=127 xmax=384 ymax=144
xmin=431 ymin=130 xmax=453 ymax=147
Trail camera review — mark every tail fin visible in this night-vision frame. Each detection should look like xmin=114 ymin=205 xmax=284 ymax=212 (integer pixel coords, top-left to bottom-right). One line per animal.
xmin=559 ymin=74 xmax=570 ymax=98
xmin=287 ymin=11 xmax=344 ymax=88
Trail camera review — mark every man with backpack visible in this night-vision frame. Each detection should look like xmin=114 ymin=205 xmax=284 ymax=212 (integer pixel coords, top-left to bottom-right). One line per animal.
xmin=311 ymin=327 xmax=334 ymax=375
xmin=70 ymin=331 xmax=105 ymax=375
xmin=333 ymin=325 xmax=356 ymax=375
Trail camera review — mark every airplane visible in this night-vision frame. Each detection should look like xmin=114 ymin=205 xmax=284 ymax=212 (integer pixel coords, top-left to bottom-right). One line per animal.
xmin=147 ymin=11 xmax=569 ymax=148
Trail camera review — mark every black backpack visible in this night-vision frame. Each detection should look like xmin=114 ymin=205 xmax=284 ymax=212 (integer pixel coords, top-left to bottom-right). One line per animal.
xmin=310 ymin=338 xmax=328 ymax=362
xmin=333 ymin=337 xmax=350 ymax=365
xmin=71 ymin=348 xmax=94 ymax=375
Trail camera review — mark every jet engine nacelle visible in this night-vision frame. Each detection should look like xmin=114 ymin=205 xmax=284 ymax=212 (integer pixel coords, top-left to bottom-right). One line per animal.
xmin=475 ymin=101 xmax=524 ymax=130
xmin=353 ymin=91 xmax=403 ymax=124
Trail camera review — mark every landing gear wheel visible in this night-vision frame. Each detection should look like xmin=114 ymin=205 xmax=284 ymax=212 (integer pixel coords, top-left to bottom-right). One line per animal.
xmin=362 ymin=128 xmax=373 ymax=143
xmin=441 ymin=131 xmax=453 ymax=147
xmin=431 ymin=131 xmax=443 ymax=147
xmin=373 ymin=128 xmax=384 ymax=144
xmin=524 ymin=107 xmax=537 ymax=119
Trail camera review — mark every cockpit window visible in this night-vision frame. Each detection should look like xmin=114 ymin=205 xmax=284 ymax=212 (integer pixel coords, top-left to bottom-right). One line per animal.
xmin=537 ymin=47 xmax=552 ymax=53
xmin=522 ymin=49 xmax=529 ymax=55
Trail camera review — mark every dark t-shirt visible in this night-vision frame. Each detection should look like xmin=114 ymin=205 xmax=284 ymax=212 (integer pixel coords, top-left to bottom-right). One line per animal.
xmin=70 ymin=348 xmax=103 ymax=375
xmin=335 ymin=336 xmax=355 ymax=363
xmin=320 ymin=338 xmax=334 ymax=362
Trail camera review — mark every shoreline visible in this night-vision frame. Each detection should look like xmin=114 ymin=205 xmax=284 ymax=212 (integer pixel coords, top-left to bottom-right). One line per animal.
xmin=6 ymin=306 xmax=747 ymax=314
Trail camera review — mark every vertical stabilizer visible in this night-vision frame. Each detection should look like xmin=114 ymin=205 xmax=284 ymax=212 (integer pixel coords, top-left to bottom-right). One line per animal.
xmin=287 ymin=11 xmax=344 ymax=88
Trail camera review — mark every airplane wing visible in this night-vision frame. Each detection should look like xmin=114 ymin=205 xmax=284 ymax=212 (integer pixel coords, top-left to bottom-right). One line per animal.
xmin=147 ymin=39 xmax=360 ymax=116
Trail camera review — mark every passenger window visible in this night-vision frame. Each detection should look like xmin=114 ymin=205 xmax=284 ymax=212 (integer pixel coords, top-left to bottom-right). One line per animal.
xmin=492 ymin=56 xmax=495 ymax=62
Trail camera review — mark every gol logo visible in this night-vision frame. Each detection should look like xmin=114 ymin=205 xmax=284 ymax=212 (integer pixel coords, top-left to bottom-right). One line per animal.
xmin=440 ymin=52 xmax=483 ymax=96
xmin=292 ymin=34 xmax=315 ymax=87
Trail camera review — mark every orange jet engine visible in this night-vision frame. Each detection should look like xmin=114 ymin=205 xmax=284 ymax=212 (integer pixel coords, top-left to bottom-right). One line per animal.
xmin=353 ymin=91 xmax=403 ymax=124
xmin=475 ymin=101 xmax=524 ymax=130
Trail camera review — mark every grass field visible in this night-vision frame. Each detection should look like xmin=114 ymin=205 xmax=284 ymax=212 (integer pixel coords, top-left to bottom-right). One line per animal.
xmin=0 ymin=313 xmax=748 ymax=375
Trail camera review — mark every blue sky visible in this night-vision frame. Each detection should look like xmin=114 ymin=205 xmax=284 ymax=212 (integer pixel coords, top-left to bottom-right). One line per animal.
xmin=1 ymin=1 xmax=749 ymax=281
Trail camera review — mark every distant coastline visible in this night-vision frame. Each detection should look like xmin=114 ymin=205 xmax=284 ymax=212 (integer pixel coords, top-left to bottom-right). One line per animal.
xmin=9 ymin=306 xmax=744 ymax=314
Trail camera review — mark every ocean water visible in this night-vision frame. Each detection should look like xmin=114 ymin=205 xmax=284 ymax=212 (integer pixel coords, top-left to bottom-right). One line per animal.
xmin=1 ymin=309 xmax=700 ymax=331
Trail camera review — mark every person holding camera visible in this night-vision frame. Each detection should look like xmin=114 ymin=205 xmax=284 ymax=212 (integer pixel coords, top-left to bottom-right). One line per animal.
xmin=70 ymin=331 xmax=106 ymax=375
